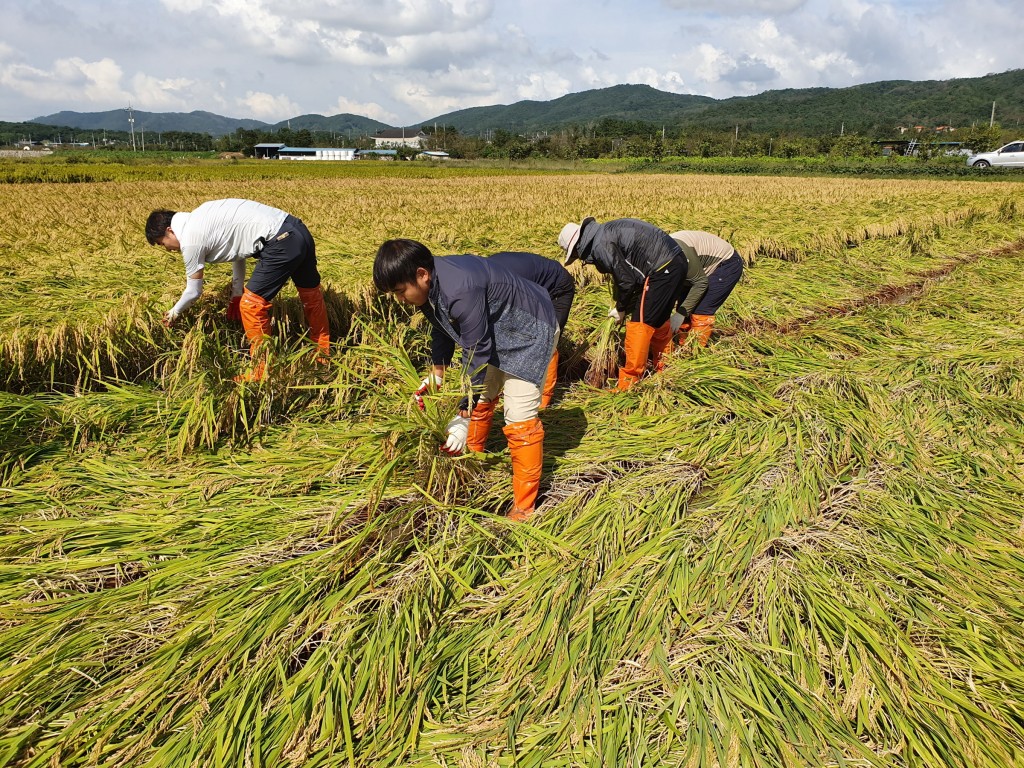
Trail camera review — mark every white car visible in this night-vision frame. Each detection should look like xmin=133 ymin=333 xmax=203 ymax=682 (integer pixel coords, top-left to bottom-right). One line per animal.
xmin=967 ymin=141 xmax=1024 ymax=168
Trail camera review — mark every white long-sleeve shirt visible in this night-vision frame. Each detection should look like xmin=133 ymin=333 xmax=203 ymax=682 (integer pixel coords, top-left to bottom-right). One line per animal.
xmin=167 ymin=199 xmax=287 ymax=318
xmin=174 ymin=198 xmax=288 ymax=276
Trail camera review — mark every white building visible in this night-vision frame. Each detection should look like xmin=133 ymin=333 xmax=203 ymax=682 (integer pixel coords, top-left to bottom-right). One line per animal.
xmin=372 ymin=129 xmax=428 ymax=149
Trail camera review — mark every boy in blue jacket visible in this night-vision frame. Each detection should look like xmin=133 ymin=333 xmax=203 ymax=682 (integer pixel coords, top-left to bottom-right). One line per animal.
xmin=374 ymin=239 xmax=559 ymax=520
xmin=487 ymin=251 xmax=575 ymax=408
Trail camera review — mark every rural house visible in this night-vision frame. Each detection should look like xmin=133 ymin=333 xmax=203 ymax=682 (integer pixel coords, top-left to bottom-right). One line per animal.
xmin=373 ymin=129 xmax=428 ymax=149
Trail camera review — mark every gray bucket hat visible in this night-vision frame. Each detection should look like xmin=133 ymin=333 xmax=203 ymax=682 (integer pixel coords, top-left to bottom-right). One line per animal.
xmin=558 ymin=217 xmax=595 ymax=265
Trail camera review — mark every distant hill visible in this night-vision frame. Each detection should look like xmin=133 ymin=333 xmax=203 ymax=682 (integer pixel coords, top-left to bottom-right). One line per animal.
xmin=29 ymin=109 xmax=391 ymax=139
xmin=269 ymin=113 xmax=390 ymax=137
xmin=426 ymin=84 xmax=716 ymax=133
xmin=30 ymin=109 xmax=268 ymax=136
xmin=684 ymin=69 xmax=1024 ymax=134
xmin=424 ymin=70 xmax=1024 ymax=136
xmin=25 ymin=69 xmax=1024 ymax=139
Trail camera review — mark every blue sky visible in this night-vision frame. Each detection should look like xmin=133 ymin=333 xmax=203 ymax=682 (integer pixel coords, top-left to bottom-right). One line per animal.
xmin=0 ymin=0 xmax=1017 ymax=126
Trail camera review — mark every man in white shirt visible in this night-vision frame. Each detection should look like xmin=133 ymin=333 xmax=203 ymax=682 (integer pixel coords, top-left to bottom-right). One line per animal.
xmin=146 ymin=198 xmax=330 ymax=381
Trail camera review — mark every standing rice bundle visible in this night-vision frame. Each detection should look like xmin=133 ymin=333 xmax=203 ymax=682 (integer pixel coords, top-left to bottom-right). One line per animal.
xmin=583 ymin=315 xmax=620 ymax=389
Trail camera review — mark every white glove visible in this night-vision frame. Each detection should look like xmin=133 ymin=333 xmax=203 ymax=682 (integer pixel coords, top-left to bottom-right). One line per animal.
xmin=607 ymin=306 xmax=622 ymax=322
xmin=670 ymin=312 xmax=687 ymax=332
xmin=413 ymin=373 xmax=444 ymax=410
xmin=441 ymin=415 xmax=470 ymax=455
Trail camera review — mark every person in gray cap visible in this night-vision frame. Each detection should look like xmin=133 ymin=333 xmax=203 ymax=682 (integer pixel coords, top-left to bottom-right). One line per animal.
xmin=558 ymin=217 xmax=686 ymax=390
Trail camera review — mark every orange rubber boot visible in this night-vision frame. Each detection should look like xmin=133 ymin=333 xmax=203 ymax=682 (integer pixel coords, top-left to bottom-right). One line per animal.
xmin=297 ymin=285 xmax=330 ymax=361
xmin=649 ymin=320 xmax=674 ymax=372
xmin=236 ymin=288 xmax=273 ymax=382
xmin=540 ymin=350 xmax=559 ymax=409
xmin=503 ymin=418 xmax=544 ymax=520
xmin=617 ymin=321 xmax=656 ymax=391
xmin=466 ymin=399 xmax=497 ymax=453
xmin=675 ymin=319 xmax=691 ymax=347
xmin=690 ymin=314 xmax=715 ymax=347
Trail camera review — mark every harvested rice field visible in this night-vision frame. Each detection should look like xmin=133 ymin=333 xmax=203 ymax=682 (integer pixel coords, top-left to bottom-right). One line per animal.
xmin=2 ymin=161 xmax=1024 ymax=767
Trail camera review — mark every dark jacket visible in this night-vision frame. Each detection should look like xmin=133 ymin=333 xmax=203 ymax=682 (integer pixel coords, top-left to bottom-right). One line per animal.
xmin=489 ymin=251 xmax=576 ymax=331
xmin=575 ymin=218 xmax=685 ymax=313
xmin=488 ymin=252 xmax=575 ymax=299
xmin=422 ymin=255 xmax=557 ymax=389
xmin=673 ymin=242 xmax=710 ymax=317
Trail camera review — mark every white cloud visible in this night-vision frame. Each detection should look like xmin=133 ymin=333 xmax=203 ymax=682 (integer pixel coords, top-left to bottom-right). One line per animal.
xmin=626 ymin=67 xmax=691 ymax=93
xmin=516 ymin=72 xmax=573 ymax=102
xmin=1 ymin=0 xmax=1021 ymax=126
xmin=384 ymin=74 xmax=490 ymax=120
xmin=283 ymin=0 xmax=495 ymax=34
xmin=159 ymin=0 xmax=497 ymax=64
xmin=160 ymin=0 xmax=207 ymax=11
xmin=323 ymin=96 xmax=398 ymax=123
xmin=0 ymin=57 xmax=129 ymax=105
xmin=661 ymin=0 xmax=806 ymax=12
xmin=130 ymin=74 xmax=196 ymax=110
xmin=238 ymin=91 xmax=301 ymax=121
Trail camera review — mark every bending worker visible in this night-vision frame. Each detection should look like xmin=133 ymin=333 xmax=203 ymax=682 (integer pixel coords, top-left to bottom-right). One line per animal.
xmin=559 ymin=217 xmax=686 ymax=391
xmin=668 ymin=230 xmax=744 ymax=346
xmin=487 ymin=251 xmax=575 ymax=408
xmin=374 ymin=239 xmax=558 ymax=521
xmin=146 ymin=198 xmax=330 ymax=381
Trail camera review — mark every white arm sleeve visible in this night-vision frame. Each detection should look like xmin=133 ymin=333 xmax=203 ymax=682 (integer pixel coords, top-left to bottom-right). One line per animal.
xmin=168 ymin=277 xmax=204 ymax=318
xmin=231 ymin=260 xmax=246 ymax=297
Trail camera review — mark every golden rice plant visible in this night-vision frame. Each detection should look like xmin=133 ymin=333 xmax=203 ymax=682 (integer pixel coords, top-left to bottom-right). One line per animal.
xmin=2 ymin=161 xmax=1024 ymax=768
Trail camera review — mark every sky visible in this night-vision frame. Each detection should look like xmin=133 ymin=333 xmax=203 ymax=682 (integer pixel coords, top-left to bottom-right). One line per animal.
xmin=0 ymin=0 xmax=1018 ymax=127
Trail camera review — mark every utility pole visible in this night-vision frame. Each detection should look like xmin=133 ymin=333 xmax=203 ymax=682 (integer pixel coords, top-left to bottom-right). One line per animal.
xmin=990 ymin=101 xmax=996 ymax=127
xmin=126 ymin=103 xmax=136 ymax=151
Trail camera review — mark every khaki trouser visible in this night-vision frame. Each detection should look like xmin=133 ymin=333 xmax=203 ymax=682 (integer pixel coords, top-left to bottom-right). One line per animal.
xmin=475 ymin=330 xmax=558 ymax=423
xmin=478 ymin=366 xmax=542 ymax=424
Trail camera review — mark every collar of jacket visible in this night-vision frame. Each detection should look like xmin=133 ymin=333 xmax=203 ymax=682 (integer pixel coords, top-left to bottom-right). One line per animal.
xmin=577 ymin=222 xmax=598 ymax=264
xmin=425 ymin=267 xmax=460 ymax=342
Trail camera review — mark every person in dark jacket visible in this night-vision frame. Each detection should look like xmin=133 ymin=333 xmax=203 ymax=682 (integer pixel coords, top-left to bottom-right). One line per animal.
xmin=668 ymin=230 xmax=744 ymax=346
xmin=373 ymin=239 xmax=558 ymax=521
xmin=487 ymin=251 xmax=575 ymax=408
xmin=559 ymin=217 xmax=686 ymax=390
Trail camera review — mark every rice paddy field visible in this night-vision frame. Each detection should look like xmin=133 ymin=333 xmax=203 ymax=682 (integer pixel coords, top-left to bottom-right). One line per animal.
xmin=2 ymin=160 xmax=1024 ymax=767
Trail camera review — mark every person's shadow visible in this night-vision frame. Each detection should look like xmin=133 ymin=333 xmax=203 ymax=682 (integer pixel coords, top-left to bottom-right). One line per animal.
xmin=476 ymin=402 xmax=587 ymax=516
xmin=540 ymin=405 xmax=587 ymax=464
xmin=478 ymin=403 xmax=587 ymax=462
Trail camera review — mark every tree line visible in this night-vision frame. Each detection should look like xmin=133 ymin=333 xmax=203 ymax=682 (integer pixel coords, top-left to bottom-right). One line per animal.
xmin=3 ymin=119 xmax=1013 ymax=160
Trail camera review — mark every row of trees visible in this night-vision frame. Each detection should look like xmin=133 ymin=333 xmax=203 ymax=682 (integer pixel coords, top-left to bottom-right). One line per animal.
xmin=4 ymin=119 xmax=1011 ymax=161
xmin=420 ymin=121 xmax=1009 ymax=161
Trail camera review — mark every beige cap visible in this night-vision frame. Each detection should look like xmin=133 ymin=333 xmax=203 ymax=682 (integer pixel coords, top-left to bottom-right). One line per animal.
xmin=558 ymin=217 xmax=594 ymax=265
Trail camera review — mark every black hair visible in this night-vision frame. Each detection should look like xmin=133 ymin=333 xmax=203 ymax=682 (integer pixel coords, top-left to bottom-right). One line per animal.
xmin=373 ymin=239 xmax=434 ymax=292
xmin=145 ymin=209 xmax=176 ymax=245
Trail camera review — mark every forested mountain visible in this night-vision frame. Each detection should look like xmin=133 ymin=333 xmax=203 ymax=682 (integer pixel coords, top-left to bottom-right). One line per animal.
xmin=686 ymin=69 xmax=1024 ymax=135
xmin=430 ymin=84 xmax=716 ymax=134
xmin=30 ymin=110 xmax=267 ymax=136
xmin=268 ymin=113 xmax=391 ymax=138
xmin=22 ymin=69 xmax=1024 ymax=139
xmin=426 ymin=70 xmax=1024 ymax=135
xmin=26 ymin=109 xmax=390 ymax=140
